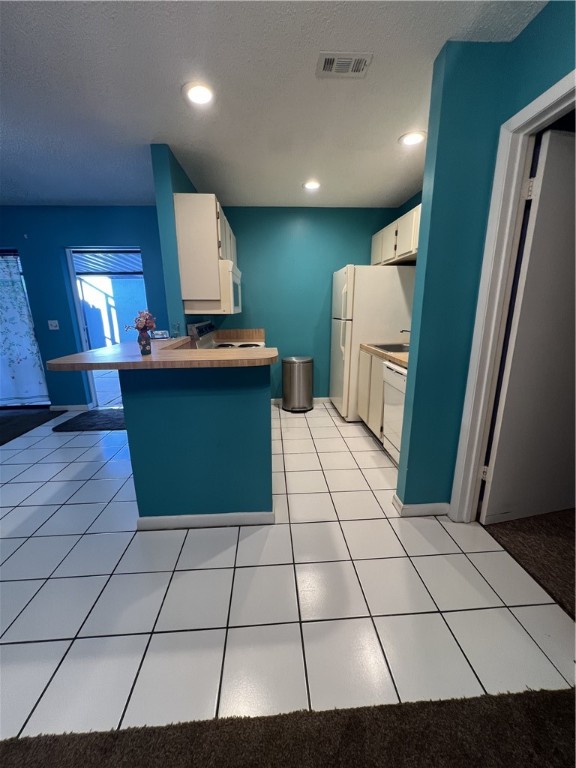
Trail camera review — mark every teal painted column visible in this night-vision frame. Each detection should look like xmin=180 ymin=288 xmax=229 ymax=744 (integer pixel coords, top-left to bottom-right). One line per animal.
xmin=119 ymin=367 xmax=272 ymax=518
xmin=150 ymin=144 xmax=197 ymax=336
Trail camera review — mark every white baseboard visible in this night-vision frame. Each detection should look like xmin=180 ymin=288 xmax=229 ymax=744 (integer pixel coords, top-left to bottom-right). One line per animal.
xmin=392 ymin=494 xmax=450 ymax=518
xmin=50 ymin=404 xmax=91 ymax=412
xmin=137 ymin=511 xmax=275 ymax=530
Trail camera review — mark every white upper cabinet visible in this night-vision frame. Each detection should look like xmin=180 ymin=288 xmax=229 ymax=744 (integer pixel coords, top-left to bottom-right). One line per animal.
xmin=391 ymin=204 xmax=421 ymax=263
xmin=174 ymin=193 xmax=239 ymax=303
xmin=371 ymin=204 xmax=421 ymax=266
xmin=174 ymin=193 xmax=222 ymax=301
xmin=218 ymin=208 xmax=237 ymax=267
xmin=370 ymin=229 xmax=384 ymax=265
xmin=371 ymin=223 xmax=396 ymax=265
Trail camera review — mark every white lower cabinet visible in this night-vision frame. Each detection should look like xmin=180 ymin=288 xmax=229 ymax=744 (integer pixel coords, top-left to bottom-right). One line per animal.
xmin=367 ymin=358 xmax=385 ymax=438
xmin=382 ymin=362 xmax=407 ymax=464
xmin=358 ymin=351 xmax=408 ymax=464
xmin=357 ymin=351 xmax=371 ymax=423
xmin=357 ymin=350 xmax=384 ymax=440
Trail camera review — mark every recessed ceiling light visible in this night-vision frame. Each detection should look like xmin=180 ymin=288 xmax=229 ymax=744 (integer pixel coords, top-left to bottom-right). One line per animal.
xmin=182 ymin=83 xmax=213 ymax=105
xmin=398 ymin=131 xmax=427 ymax=146
xmin=303 ymin=179 xmax=320 ymax=191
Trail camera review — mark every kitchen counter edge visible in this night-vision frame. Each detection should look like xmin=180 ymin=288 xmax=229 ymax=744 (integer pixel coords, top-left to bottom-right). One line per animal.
xmin=360 ymin=343 xmax=408 ymax=369
xmin=47 ymin=338 xmax=279 ymax=371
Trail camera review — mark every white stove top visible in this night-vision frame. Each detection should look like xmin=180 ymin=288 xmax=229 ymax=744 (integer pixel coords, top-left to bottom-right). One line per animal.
xmin=213 ymin=341 xmax=265 ymax=349
xmin=187 ymin=322 xmax=265 ymax=349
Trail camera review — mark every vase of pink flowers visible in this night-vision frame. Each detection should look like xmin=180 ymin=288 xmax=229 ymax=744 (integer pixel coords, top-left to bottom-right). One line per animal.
xmin=126 ymin=310 xmax=156 ymax=356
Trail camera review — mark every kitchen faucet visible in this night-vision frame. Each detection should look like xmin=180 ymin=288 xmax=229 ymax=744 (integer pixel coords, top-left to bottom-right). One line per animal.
xmin=401 ymin=329 xmax=411 ymax=335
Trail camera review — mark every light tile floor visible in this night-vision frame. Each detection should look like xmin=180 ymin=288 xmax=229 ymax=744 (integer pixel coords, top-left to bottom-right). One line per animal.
xmin=0 ymin=403 xmax=573 ymax=739
xmin=93 ymin=370 xmax=122 ymax=407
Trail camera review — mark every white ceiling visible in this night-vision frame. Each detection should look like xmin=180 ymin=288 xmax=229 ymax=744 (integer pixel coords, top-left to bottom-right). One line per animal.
xmin=0 ymin=1 xmax=545 ymax=208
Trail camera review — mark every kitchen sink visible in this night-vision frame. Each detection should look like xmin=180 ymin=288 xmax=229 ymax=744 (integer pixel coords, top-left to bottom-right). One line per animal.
xmin=373 ymin=343 xmax=410 ymax=353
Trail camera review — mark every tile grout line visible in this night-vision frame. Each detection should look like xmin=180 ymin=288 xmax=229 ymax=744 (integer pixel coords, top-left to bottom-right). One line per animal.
xmin=282 ymin=406 xmax=313 ymax=710
xmin=335 ymin=514 xmax=403 ymax=703
xmin=0 ymin=545 xmax=534 ymax=581
xmin=280 ymin=404 xmax=317 ymax=708
xmin=214 ymin=526 xmax=241 ymax=718
xmin=312 ymin=436 xmax=404 ymax=704
xmin=288 ymin=413 xmax=564 ymax=695
xmin=15 ymin=529 xmax=137 ymax=737
xmin=403 ymin=547 xmax=489 ymax=696
xmin=382 ymin=513 xmax=492 ymax=696
xmin=116 ymin=529 xmax=190 ymax=729
xmin=324 ymin=416 xmax=508 ymax=701
xmin=504 ymin=606 xmax=573 ymax=686
xmin=1 ymin=599 xmax=566 ymax=648
xmin=0 ymin=516 xmax=107 ymax=640
xmin=457 ymin=548 xmax=573 ymax=685
xmin=464 ymin=521 xmax=571 ymax=615
xmin=0 ymin=600 xmax=564 ymax=648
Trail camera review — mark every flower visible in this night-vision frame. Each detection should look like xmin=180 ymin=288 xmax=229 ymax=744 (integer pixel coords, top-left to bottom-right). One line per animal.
xmin=125 ymin=310 xmax=156 ymax=333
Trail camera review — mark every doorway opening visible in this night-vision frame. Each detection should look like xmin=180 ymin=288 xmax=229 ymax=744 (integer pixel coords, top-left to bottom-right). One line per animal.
xmin=67 ymin=249 xmax=148 ymax=407
xmin=450 ymin=72 xmax=575 ymax=525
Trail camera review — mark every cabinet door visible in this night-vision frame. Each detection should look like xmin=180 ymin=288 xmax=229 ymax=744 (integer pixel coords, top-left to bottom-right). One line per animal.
xmin=174 ymin=193 xmax=220 ymax=300
xmin=357 ymin=350 xmax=371 ymax=423
xmin=395 ymin=204 xmax=421 ymax=260
xmin=367 ymin=358 xmax=385 ymax=437
xmin=228 ymin=226 xmax=237 ymax=266
xmin=381 ymin=223 xmax=397 ymax=264
xmin=370 ymin=230 xmax=384 ymax=265
xmin=218 ymin=206 xmax=228 ymax=261
xmin=382 ymin=365 xmax=407 ymax=464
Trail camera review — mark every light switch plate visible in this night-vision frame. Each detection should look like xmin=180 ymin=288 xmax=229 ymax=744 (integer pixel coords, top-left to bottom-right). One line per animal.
xmin=48 ymin=320 xmax=60 ymax=330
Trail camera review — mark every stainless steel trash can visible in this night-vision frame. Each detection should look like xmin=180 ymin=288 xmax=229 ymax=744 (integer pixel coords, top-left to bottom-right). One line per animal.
xmin=282 ymin=356 xmax=313 ymax=412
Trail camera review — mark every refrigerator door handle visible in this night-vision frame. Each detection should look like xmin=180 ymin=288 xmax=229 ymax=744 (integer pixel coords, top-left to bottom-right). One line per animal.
xmin=340 ymin=321 xmax=346 ymax=354
xmin=341 ymin=284 xmax=348 ymax=320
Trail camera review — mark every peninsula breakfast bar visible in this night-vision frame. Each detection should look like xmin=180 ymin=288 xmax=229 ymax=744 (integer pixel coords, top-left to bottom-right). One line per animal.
xmin=47 ymin=338 xmax=279 ymax=529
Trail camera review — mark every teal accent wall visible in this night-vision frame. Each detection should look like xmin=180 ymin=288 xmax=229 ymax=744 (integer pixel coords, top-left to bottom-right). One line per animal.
xmin=395 ymin=191 xmax=422 ymax=218
xmin=0 ymin=206 xmax=165 ymax=407
xmin=150 ymin=144 xmax=197 ymax=336
xmin=120 ymin=366 xmax=272 ymax=517
xmin=219 ymin=207 xmax=397 ymax=397
xmin=398 ymin=1 xmax=575 ymax=505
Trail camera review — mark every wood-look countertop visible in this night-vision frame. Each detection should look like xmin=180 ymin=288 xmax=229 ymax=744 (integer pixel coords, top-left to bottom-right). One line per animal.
xmin=47 ymin=338 xmax=279 ymax=371
xmin=360 ymin=343 xmax=409 ymax=369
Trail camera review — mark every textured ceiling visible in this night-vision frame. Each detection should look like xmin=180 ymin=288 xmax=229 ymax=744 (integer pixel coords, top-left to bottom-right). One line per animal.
xmin=0 ymin=1 xmax=545 ymax=208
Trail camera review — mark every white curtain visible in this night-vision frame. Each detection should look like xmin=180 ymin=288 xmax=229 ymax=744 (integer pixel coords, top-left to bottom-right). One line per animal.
xmin=0 ymin=254 xmax=49 ymax=405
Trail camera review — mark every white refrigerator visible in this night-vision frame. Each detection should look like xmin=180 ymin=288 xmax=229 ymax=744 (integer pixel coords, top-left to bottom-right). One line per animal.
xmin=330 ymin=264 xmax=415 ymax=421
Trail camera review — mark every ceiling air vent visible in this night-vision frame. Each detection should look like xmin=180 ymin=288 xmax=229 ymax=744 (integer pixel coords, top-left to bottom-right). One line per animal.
xmin=316 ymin=52 xmax=373 ymax=79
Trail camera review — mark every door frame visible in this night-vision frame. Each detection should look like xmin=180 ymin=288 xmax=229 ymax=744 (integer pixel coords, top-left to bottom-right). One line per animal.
xmin=449 ymin=70 xmax=575 ymax=524
xmin=65 ymin=245 xmax=144 ymax=408
xmin=66 ymin=248 xmax=97 ymax=407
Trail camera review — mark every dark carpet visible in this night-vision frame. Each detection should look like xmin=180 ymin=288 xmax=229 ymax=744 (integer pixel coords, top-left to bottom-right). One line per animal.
xmin=1 ymin=689 xmax=573 ymax=768
xmin=52 ymin=409 xmax=125 ymax=432
xmin=0 ymin=408 xmax=60 ymax=446
xmin=487 ymin=509 xmax=575 ymax=618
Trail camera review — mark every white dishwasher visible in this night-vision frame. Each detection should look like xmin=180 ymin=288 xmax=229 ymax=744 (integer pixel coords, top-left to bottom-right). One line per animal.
xmin=382 ymin=362 xmax=407 ymax=465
